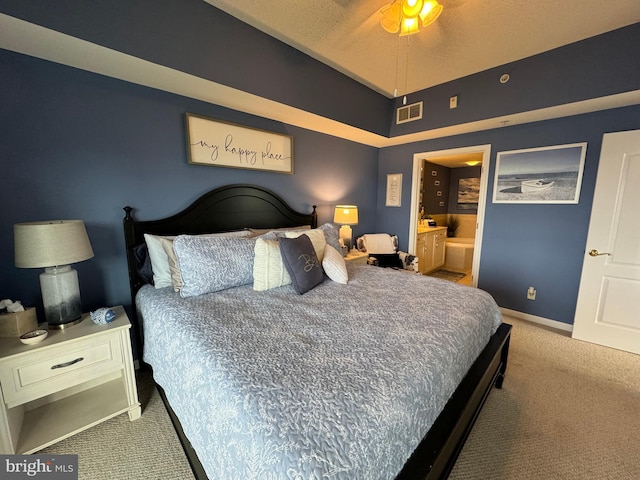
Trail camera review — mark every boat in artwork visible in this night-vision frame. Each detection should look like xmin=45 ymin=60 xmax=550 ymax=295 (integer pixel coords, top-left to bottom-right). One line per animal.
xmin=521 ymin=179 xmax=554 ymax=193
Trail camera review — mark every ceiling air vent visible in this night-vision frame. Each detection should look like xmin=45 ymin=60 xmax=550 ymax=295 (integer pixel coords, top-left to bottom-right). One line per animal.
xmin=396 ymin=101 xmax=423 ymax=124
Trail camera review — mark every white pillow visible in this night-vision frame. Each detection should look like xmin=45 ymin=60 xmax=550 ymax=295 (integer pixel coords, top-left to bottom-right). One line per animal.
xmin=322 ymin=245 xmax=348 ymax=284
xmin=144 ymin=234 xmax=175 ymax=288
xmin=253 ymin=238 xmax=291 ymax=291
xmin=284 ymin=229 xmax=327 ymax=261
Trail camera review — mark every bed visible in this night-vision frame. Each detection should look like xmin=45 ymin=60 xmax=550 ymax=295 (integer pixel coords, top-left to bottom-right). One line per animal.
xmin=123 ymin=184 xmax=511 ymax=480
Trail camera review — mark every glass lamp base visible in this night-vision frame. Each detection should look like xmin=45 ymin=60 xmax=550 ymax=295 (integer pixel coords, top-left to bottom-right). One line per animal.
xmin=339 ymin=225 xmax=353 ymax=250
xmin=40 ymin=265 xmax=83 ymax=329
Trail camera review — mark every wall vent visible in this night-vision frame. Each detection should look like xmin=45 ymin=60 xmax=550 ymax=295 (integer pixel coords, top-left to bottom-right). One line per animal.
xmin=396 ymin=101 xmax=423 ymax=124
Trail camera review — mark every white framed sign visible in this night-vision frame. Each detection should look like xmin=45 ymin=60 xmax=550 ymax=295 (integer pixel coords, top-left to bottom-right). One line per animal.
xmin=386 ymin=173 xmax=403 ymax=207
xmin=185 ymin=113 xmax=293 ymax=174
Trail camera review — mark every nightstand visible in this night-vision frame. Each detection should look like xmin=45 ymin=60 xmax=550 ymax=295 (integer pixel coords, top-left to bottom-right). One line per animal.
xmin=344 ymin=250 xmax=369 ymax=265
xmin=0 ymin=305 xmax=141 ymax=454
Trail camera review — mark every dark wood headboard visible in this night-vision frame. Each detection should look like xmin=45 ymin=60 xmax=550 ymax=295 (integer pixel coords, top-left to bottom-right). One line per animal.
xmin=123 ymin=184 xmax=317 ymax=346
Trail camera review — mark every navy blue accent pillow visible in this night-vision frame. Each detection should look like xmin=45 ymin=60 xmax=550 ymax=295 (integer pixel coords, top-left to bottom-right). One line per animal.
xmin=133 ymin=243 xmax=154 ymax=285
xmin=278 ymin=235 xmax=324 ymax=294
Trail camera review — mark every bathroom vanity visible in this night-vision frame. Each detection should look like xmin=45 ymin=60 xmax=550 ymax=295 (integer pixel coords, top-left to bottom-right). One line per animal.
xmin=416 ymin=227 xmax=447 ymax=274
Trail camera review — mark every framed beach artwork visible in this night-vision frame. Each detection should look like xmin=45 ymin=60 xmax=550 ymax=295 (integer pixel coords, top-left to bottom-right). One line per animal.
xmin=458 ymin=177 xmax=480 ymax=210
xmin=492 ymin=143 xmax=587 ymax=204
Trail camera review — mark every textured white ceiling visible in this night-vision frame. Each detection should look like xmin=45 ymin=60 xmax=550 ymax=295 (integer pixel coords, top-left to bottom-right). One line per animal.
xmin=203 ymin=0 xmax=640 ymax=98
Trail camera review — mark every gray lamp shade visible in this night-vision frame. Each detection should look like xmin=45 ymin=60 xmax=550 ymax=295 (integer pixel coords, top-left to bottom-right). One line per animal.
xmin=14 ymin=220 xmax=94 ymax=268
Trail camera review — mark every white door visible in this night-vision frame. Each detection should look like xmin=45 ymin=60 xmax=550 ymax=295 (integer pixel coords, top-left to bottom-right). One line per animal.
xmin=572 ymin=130 xmax=640 ymax=355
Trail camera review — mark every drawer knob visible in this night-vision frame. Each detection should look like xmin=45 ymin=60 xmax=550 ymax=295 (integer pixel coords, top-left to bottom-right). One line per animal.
xmin=51 ymin=357 xmax=84 ymax=370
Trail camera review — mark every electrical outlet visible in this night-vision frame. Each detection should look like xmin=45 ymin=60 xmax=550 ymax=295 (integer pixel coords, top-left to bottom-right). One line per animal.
xmin=527 ymin=286 xmax=536 ymax=300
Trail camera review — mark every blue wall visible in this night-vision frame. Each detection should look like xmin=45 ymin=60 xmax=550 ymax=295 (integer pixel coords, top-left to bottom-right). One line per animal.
xmin=389 ymin=23 xmax=640 ymax=136
xmin=0 ymin=0 xmax=391 ymax=136
xmin=0 ymin=50 xmax=378 ymax=316
xmin=377 ymin=105 xmax=640 ymax=324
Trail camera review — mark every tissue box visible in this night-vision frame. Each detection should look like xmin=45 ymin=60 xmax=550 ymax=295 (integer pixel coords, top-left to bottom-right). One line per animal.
xmin=0 ymin=307 xmax=38 ymax=337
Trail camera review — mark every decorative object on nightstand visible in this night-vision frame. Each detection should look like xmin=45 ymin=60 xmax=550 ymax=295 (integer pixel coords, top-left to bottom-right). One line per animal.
xmin=19 ymin=329 xmax=48 ymax=345
xmin=0 ymin=305 xmax=141 ymax=454
xmin=0 ymin=301 xmax=38 ymax=338
xmin=90 ymin=308 xmax=116 ymax=325
xmin=343 ymin=250 xmax=369 ymax=265
xmin=333 ymin=205 xmax=358 ymax=250
xmin=14 ymin=220 xmax=94 ymax=329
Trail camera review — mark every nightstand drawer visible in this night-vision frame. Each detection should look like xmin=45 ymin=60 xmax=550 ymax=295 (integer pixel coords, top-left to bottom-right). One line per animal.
xmin=0 ymin=335 xmax=123 ymax=407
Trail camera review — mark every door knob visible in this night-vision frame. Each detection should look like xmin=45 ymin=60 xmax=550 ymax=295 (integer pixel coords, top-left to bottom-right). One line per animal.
xmin=588 ymin=249 xmax=612 ymax=257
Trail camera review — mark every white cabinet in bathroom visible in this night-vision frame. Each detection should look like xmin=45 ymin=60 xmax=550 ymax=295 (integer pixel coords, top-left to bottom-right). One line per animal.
xmin=417 ymin=227 xmax=447 ymax=274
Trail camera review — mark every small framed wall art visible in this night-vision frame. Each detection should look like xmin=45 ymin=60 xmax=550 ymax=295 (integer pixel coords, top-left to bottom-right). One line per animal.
xmin=386 ymin=173 xmax=403 ymax=207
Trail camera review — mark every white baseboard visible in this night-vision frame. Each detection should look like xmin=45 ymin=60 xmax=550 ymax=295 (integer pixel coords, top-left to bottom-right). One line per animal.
xmin=500 ymin=307 xmax=573 ymax=333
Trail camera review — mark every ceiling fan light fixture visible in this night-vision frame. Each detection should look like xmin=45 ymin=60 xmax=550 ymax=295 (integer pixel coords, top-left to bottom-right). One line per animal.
xmin=400 ymin=16 xmax=420 ymax=36
xmin=419 ymin=0 xmax=443 ymax=27
xmin=380 ymin=3 xmax=402 ymax=33
xmin=402 ymin=0 xmax=424 ymax=18
xmin=380 ymin=0 xmax=443 ymax=36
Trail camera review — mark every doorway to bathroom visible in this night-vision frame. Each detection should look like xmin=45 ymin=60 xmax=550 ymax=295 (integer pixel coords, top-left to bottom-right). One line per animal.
xmin=408 ymin=144 xmax=492 ymax=287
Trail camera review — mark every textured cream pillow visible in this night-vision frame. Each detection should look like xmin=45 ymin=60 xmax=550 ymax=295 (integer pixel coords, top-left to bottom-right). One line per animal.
xmin=247 ymin=225 xmax=310 ymax=237
xmin=253 ymin=238 xmax=291 ymax=291
xmin=284 ymin=229 xmax=327 ymax=261
xmin=322 ymin=244 xmax=348 ymax=284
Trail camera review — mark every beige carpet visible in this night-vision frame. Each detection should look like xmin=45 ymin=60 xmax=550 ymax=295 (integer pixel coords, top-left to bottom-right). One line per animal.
xmin=40 ymin=368 xmax=195 ymax=480
xmin=41 ymin=316 xmax=640 ymax=479
xmin=449 ymin=316 xmax=640 ymax=480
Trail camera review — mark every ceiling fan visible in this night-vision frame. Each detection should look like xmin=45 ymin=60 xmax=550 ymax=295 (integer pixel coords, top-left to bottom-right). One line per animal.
xmin=379 ymin=0 xmax=444 ymax=36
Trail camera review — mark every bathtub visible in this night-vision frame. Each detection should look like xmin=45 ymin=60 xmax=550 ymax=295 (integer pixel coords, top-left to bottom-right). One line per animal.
xmin=444 ymin=237 xmax=475 ymax=272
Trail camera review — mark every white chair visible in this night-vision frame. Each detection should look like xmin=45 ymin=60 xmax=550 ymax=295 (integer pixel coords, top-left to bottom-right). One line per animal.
xmin=355 ymin=233 xmax=419 ymax=272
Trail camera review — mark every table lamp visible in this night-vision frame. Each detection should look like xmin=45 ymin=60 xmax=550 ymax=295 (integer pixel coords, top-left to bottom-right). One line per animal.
xmin=14 ymin=220 xmax=94 ymax=328
xmin=333 ymin=205 xmax=358 ymax=249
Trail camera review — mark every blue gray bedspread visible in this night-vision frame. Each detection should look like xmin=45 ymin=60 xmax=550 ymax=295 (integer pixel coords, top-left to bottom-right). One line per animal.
xmin=137 ymin=264 xmax=502 ymax=480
